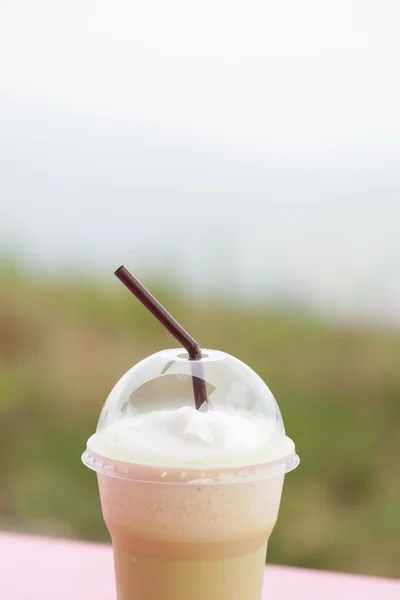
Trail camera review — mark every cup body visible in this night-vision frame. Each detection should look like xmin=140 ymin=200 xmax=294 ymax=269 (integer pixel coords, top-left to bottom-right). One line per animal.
xmin=97 ymin=464 xmax=284 ymax=600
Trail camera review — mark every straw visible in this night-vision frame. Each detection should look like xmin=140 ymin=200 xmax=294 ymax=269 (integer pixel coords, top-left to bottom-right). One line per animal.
xmin=114 ymin=266 xmax=208 ymax=410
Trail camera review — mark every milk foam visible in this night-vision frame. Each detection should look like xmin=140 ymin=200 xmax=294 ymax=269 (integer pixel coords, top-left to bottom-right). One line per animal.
xmin=88 ymin=406 xmax=291 ymax=467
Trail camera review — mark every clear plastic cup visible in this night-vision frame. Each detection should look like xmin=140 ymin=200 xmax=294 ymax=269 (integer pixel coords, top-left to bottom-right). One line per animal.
xmin=83 ymin=349 xmax=299 ymax=600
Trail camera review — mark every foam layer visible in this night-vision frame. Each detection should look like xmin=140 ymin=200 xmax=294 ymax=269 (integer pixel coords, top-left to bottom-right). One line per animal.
xmin=88 ymin=406 xmax=292 ymax=467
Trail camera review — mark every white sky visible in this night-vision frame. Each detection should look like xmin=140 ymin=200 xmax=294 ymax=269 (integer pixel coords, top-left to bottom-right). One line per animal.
xmin=1 ymin=0 xmax=400 ymax=155
xmin=1 ymin=1 xmax=400 ymax=323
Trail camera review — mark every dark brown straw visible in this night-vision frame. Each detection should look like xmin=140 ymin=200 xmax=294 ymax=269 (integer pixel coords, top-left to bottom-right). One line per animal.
xmin=114 ymin=266 xmax=207 ymax=410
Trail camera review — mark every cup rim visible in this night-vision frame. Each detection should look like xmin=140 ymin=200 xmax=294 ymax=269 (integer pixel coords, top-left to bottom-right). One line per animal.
xmin=82 ymin=441 xmax=299 ymax=485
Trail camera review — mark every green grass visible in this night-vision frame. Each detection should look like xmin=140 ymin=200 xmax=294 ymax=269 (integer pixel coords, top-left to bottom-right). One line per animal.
xmin=1 ymin=270 xmax=399 ymax=577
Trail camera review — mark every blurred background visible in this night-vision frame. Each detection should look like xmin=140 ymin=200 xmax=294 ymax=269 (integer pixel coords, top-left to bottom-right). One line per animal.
xmin=1 ymin=0 xmax=399 ymax=579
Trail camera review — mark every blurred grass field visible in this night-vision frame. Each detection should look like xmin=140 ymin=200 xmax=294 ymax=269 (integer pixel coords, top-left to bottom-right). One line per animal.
xmin=0 ymin=267 xmax=399 ymax=578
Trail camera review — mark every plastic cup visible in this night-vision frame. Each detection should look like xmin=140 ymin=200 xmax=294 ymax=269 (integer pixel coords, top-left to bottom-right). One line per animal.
xmin=83 ymin=349 xmax=299 ymax=600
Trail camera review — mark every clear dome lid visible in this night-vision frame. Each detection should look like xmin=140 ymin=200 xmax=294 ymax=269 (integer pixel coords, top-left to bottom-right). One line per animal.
xmin=83 ymin=349 xmax=299 ymax=482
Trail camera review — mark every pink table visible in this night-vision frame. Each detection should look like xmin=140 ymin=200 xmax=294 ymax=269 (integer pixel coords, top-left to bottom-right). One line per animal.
xmin=1 ymin=532 xmax=398 ymax=599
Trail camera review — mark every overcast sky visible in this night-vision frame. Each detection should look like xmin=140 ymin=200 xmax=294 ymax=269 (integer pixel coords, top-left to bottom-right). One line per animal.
xmin=1 ymin=1 xmax=400 ymax=154
xmin=1 ymin=1 xmax=400 ymax=323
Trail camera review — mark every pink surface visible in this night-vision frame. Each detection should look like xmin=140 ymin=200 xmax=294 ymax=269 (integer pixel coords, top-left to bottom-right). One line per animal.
xmin=1 ymin=532 xmax=398 ymax=599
